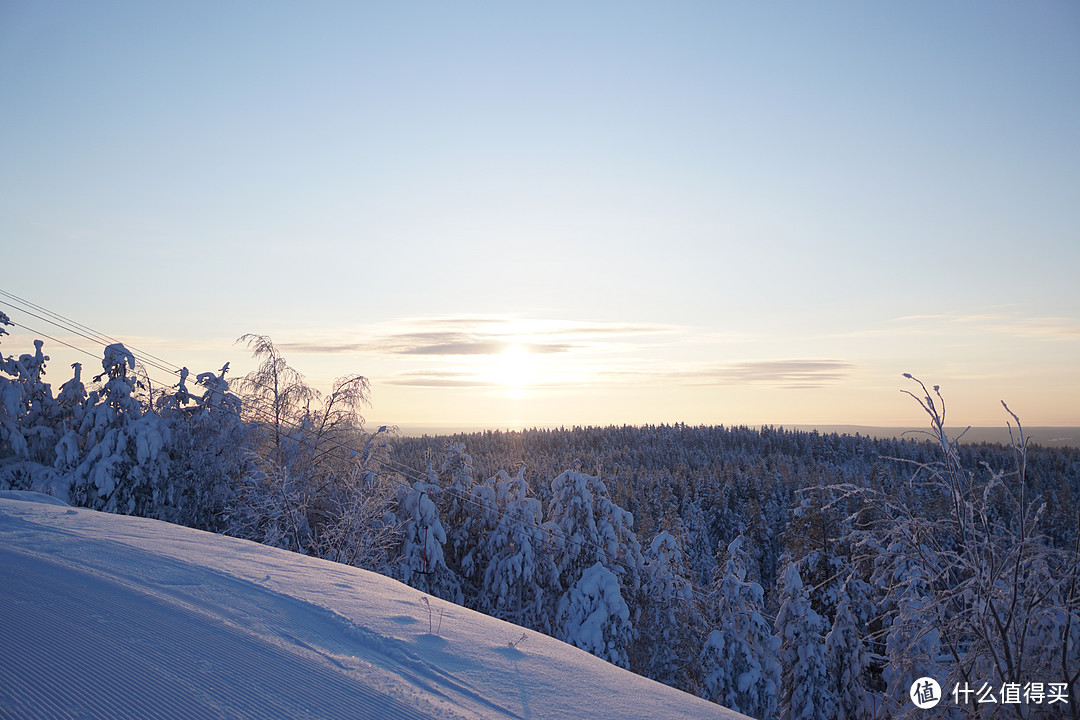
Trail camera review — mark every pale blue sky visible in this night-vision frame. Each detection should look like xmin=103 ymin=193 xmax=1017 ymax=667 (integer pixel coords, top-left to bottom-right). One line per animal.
xmin=2 ymin=2 xmax=1078 ymax=428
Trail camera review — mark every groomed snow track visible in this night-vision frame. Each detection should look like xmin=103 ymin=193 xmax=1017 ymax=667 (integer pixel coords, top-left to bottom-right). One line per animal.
xmin=0 ymin=492 xmax=746 ymax=720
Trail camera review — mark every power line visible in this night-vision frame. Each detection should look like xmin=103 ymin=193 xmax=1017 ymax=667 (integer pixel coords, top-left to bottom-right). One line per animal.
xmin=0 ymin=305 xmax=180 ymax=381
xmin=0 ymin=288 xmax=182 ymax=375
xmin=1 ymin=321 xmax=104 ymax=367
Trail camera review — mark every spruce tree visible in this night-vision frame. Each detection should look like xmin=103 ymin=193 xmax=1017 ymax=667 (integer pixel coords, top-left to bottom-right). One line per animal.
xmin=478 ymin=467 xmax=555 ymax=632
xmin=557 ymin=561 xmax=636 ymax=669
xmin=825 ymin=588 xmax=874 ymax=720
xmin=775 ymin=561 xmax=835 ymax=720
xmin=700 ymin=536 xmax=781 ymax=719
xmin=640 ymin=530 xmax=697 ymax=687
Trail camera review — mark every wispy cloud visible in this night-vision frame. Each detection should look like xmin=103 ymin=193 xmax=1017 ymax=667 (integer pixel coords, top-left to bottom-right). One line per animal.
xmin=921 ymin=312 xmax=1080 ymax=340
xmin=274 ymin=317 xmax=855 ymax=394
xmin=384 ymin=370 xmax=498 ymax=389
xmin=680 ymin=359 xmax=856 ymax=389
xmin=279 ymin=315 xmax=679 ymax=357
xmin=593 ymin=359 xmax=857 ymax=389
xmin=835 ymin=311 xmax=1080 ymax=341
xmin=277 ymin=342 xmax=367 ymax=354
xmin=386 ymin=330 xmax=575 ymax=356
xmin=550 ymin=323 xmax=675 ymax=337
xmin=996 ymin=318 xmax=1080 ymax=339
xmin=400 ymin=341 xmax=573 ymax=356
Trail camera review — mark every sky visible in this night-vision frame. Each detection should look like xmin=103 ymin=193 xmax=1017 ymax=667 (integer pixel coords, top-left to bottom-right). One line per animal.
xmin=1 ymin=1 xmax=1078 ymax=430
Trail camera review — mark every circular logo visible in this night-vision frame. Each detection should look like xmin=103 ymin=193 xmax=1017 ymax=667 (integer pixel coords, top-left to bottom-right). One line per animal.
xmin=910 ymin=677 xmax=942 ymax=709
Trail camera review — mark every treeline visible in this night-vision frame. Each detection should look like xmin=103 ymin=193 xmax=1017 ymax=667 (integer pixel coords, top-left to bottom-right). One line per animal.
xmin=393 ymin=414 xmax=1080 ymax=718
xmin=2 ymin=321 xmax=1077 ymax=719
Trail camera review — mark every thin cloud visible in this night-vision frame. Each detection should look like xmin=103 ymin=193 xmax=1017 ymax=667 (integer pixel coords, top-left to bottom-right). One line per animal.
xmin=995 ymin=318 xmax=1080 ymax=339
xmin=393 ymin=337 xmax=574 ymax=356
xmin=593 ymin=359 xmax=857 ymax=389
xmin=388 ymin=378 xmax=496 ymax=388
xmin=915 ymin=312 xmax=1080 ymax=340
xmin=277 ymin=316 xmax=678 ymax=356
xmin=836 ymin=311 xmax=1080 ymax=341
xmin=396 ymin=339 xmax=503 ymax=356
xmin=890 ymin=313 xmax=952 ymax=322
xmin=553 ymin=323 xmax=676 ymax=337
xmin=382 ymin=317 xmax=677 ymax=356
xmin=385 ymin=370 xmax=498 ymax=389
xmin=683 ymin=360 xmax=856 ymax=389
xmin=385 ymin=370 xmax=580 ymax=390
xmin=278 ymin=342 xmax=367 ymax=354
xmin=409 ymin=316 xmax=508 ymax=328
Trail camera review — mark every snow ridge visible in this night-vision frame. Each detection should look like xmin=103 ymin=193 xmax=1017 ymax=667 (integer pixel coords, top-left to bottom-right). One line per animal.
xmin=0 ymin=492 xmax=745 ymax=720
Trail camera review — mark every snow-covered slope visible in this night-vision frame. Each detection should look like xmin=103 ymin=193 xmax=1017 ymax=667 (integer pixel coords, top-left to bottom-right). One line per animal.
xmin=0 ymin=492 xmax=745 ymax=720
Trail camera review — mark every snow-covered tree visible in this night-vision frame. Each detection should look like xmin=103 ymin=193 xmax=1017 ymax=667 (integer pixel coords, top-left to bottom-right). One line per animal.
xmin=11 ymin=339 xmax=58 ymax=463
xmin=825 ymin=586 xmax=875 ymax=720
xmin=775 ymin=561 xmax=834 ymax=720
xmin=435 ymin=442 xmax=490 ymax=589
xmin=557 ymin=561 xmax=636 ymax=669
xmin=478 ymin=466 xmax=555 ymax=631
xmin=0 ymin=312 xmax=25 ymax=459
xmin=235 ymin=334 xmax=316 ymax=459
xmin=52 ymin=362 xmax=88 ymax=476
xmin=0 ymin=329 xmax=69 ymax=496
xmin=837 ymin=377 xmax=1080 ymax=716
xmin=700 ymin=536 xmax=781 ymax=719
xmin=547 ymin=469 xmax=645 ymax=602
xmin=230 ymin=335 xmax=391 ymax=563
xmin=873 ymin=540 xmax=947 ymax=716
xmin=312 ymin=426 xmax=400 ymax=571
xmin=156 ymin=365 xmax=248 ymax=531
xmin=639 ymin=530 xmax=697 ymax=688
xmin=395 ymin=478 xmax=462 ymax=604
xmin=70 ymin=344 xmax=171 ymax=515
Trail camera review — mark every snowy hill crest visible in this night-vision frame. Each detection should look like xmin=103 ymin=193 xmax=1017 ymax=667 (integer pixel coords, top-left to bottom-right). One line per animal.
xmin=0 ymin=492 xmax=745 ymax=720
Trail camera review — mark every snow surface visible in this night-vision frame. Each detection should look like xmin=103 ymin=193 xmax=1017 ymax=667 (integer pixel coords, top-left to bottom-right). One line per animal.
xmin=0 ymin=492 xmax=747 ymax=720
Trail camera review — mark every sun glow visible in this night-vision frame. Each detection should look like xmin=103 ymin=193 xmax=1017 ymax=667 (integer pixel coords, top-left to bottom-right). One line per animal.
xmin=496 ymin=344 xmax=533 ymax=397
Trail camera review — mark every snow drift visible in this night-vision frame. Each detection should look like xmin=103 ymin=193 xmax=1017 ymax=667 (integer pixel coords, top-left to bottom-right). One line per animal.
xmin=0 ymin=491 xmax=745 ymax=719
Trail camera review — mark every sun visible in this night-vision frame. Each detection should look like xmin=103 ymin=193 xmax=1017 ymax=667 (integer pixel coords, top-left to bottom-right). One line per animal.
xmin=496 ymin=344 xmax=532 ymax=396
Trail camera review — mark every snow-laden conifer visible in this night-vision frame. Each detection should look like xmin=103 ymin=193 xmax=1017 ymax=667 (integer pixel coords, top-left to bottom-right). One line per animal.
xmin=437 ymin=442 xmax=484 ymax=583
xmin=396 ymin=478 xmax=463 ymax=605
xmin=825 ymin=587 xmax=874 ymax=720
xmin=547 ymin=469 xmax=644 ymax=598
xmin=775 ymin=561 xmax=835 ymax=720
xmin=700 ymin=536 xmax=780 ymax=719
xmin=0 ymin=311 xmax=26 ymax=459
xmin=0 ymin=332 xmax=66 ymax=494
xmin=557 ymin=561 xmax=635 ymax=669
xmin=157 ymin=364 xmax=247 ymax=531
xmin=640 ymin=530 xmax=697 ymax=688
xmin=70 ymin=344 xmax=171 ymax=515
xmin=53 ymin=362 xmax=88 ymax=474
xmin=478 ymin=466 xmax=555 ymax=632
xmin=876 ymin=545 xmax=942 ymax=714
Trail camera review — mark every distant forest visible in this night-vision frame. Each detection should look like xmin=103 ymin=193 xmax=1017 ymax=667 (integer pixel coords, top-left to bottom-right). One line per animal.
xmin=393 ymin=420 xmax=1080 ymax=606
xmin=391 ymin=419 xmax=1080 ymax=718
xmin=2 ymin=326 xmax=1077 ymax=719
